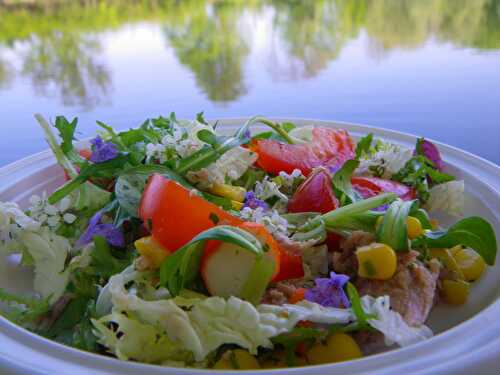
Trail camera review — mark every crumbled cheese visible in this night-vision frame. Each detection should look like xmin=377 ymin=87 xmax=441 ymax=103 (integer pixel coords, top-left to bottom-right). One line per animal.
xmin=240 ymin=207 xmax=288 ymax=236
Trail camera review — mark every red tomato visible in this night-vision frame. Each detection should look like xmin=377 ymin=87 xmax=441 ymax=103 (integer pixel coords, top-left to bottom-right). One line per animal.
xmin=63 ymin=148 xmax=92 ymax=181
xmin=274 ymin=250 xmax=304 ymax=282
xmin=139 ymin=174 xmax=243 ymax=251
xmin=250 ymin=127 xmax=354 ymax=176
xmin=351 ymin=176 xmax=415 ymax=200
xmin=288 ymin=167 xmax=339 ymax=214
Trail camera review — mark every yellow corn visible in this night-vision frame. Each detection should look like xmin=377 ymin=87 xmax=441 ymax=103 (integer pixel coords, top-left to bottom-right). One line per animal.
xmin=407 ymin=216 xmax=423 ymax=239
xmin=449 ymin=245 xmax=463 ymax=257
xmin=231 ymin=200 xmax=244 ymax=211
xmin=134 ymin=236 xmax=169 ymax=268
xmin=429 ymin=248 xmax=464 ymax=280
xmin=214 ymin=349 xmax=260 ymax=370
xmin=452 ymin=248 xmax=486 ymax=281
xmin=306 ymin=333 xmax=362 ymax=365
xmin=209 ymin=183 xmax=246 ymax=202
xmin=356 ymin=243 xmax=397 ymax=280
xmin=442 ymin=279 xmax=470 ymax=305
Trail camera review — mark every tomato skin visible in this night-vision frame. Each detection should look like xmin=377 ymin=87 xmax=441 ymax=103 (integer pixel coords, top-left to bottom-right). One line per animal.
xmin=251 ymin=127 xmax=354 ymax=176
xmin=139 ymin=174 xmax=242 ymax=251
xmin=351 ymin=176 xmax=416 ymax=200
xmin=274 ymin=250 xmax=304 ymax=281
xmin=288 ymin=167 xmax=339 ymax=214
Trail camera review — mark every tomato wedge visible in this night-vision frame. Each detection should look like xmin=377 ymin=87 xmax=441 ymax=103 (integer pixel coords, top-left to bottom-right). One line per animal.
xmin=351 ymin=176 xmax=415 ymax=201
xmin=250 ymin=127 xmax=354 ymax=176
xmin=288 ymin=167 xmax=339 ymax=214
xmin=139 ymin=174 xmax=243 ymax=251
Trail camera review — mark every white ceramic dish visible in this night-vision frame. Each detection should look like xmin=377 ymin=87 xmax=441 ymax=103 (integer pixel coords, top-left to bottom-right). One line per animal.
xmin=0 ymin=119 xmax=499 ymax=375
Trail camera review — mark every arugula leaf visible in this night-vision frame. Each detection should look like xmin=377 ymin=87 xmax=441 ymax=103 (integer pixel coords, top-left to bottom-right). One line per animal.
xmin=160 ymin=225 xmax=265 ymax=297
xmin=196 ymin=111 xmax=209 ymax=125
xmin=54 ymin=116 xmax=86 ymax=165
xmin=355 ymin=133 xmax=373 ymax=159
xmin=376 ymin=199 xmax=416 ymax=251
xmin=412 ymin=216 xmax=497 ymax=265
xmin=332 ymin=159 xmax=361 ymax=206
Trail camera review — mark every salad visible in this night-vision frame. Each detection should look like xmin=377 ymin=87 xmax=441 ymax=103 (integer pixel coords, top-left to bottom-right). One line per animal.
xmin=0 ymin=114 xmax=497 ymax=370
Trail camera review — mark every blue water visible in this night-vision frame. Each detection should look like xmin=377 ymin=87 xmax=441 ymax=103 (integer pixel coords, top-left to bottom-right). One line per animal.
xmin=0 ymin=1 xmax=499 ymax=166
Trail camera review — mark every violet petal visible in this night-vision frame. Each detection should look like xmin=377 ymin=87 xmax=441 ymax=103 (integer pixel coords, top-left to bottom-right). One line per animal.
xmin=90 ymin=136 xmax=119 ymax=163
xmin=304 ymin=272 xmax=350 ymax=308
xmin=76 ymin=210 xmax=124 ymax=248
xmin=243 ymin=191 xmax=269 ymax=210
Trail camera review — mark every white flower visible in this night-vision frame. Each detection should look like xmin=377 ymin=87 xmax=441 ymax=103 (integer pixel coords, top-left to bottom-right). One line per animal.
xmin=254 ymin=178 xmax=289 ymax=204
xmin=27 ymin=193 xmax=76 ymax=229
xmin=357 ymin=141 xmax=413 ymax=179
xmin=240 ymin=207 xmax=288 ymax=236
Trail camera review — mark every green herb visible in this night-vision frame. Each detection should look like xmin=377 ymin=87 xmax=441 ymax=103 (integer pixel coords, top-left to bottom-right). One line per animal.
xmin=392 ymin=155 xmax=454 ymax=203
xmin=91 ymin=236 xmax=134 ymax=278
xmin=376 ymin=199 xmax=416 ymax=251
xmin=332 ymin=159 xmax=361 ymax=206
xmin=346 ymin=283 xmax=375 ymax=329
xmin=355 ymin=133 xmax=373 ymax=159
xmin=412 ymin=216 xmax=497 ymax=265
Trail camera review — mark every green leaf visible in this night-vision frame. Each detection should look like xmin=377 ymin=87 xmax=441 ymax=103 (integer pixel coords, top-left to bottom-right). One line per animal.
xmin=355 ymin=133 xmax=373 ymax=159
xmin=44 ymin=296 xmax=90 ymax=339
xmin=332 ymin=159 xmax=361 ymax=206
xmin=197 ymin=129 xmax=219 ymax=147
xmin=410 ymin=207 xmax=432 ymax=230
xmin=91 ymin=236 xmax=133 ymax=278
xmin=160 ymin=225 xmax=264 ymax=297
xmin=271 ymin=327 xmax=325 ymax=366
xmin=346 ymin=283 xmax=375 ymax=328
xmin=412 ymin=216 xmax=497 ymax=265
xmin=376 ymin=199 xmax=416 ymax=251
xmin=239 ymin=256 xmax=275 ymax=305
xmin=321 ymin=193 xmax=397 ymax=231
xmin=0 ymin=288 xmax=50 ymax=325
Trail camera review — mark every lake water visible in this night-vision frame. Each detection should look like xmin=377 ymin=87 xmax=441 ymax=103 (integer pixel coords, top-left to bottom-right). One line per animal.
xmin=0 ymin=0 xmax=499 ymax=166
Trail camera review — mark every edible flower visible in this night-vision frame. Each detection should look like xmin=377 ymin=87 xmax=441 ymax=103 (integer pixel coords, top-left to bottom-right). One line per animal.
xmin=243 ymin=191 xmax=269 ymax=210
xmin=415 ymin=139 xmax=443 ymax=171
xmin=305 ymin=272 xmax=350 ymax=308
xmin=90 ymin=136 xmax=119 ymax=163
xmin=76 ymin=210 xmax=124 ymax=248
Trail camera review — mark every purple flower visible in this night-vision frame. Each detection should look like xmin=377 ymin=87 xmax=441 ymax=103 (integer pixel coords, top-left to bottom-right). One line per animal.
xmin=243 ymin=191 xmax=269 ymax=210
xmin=305 ymin=272 xmax=350 ymax=308
xmin=89 ymin=136 xmax=119 ymax=163
xmin=243 ymin=129 xmax=252 ymax=140
xmin=415 ymin=139 xmax=444 ymax=171
xmin=76 ymin=210 xmax=125 ymax=248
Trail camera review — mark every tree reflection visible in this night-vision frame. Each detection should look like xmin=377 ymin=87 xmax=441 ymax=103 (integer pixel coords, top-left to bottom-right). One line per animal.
xmin=0 ymin=0 xmax=499 ymax=105
xmin=162 ymin=1 xmax=249 ymax=103
xmin=20 ymin=32 xmax=110 ymax=108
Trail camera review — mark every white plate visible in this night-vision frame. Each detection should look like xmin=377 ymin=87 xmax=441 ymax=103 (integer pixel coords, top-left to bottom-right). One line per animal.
xmin=0 ymin=119 xmax=499 ymax=375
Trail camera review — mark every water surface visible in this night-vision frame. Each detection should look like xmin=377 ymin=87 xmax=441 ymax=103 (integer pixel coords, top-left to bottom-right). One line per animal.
xmin=0 ymin=0 xmax=499 ymax=165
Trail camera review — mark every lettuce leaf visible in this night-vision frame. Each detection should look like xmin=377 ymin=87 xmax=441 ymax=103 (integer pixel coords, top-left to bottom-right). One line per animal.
xmin=424 ymin=180 xmax=464 ymax=217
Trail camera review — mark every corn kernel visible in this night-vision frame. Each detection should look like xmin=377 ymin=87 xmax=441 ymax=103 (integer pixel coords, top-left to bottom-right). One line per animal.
xmin=209 ymin=183 xmax=246 ymax=202
xmin=449 ymin=245 xmax=462 ymax=257
xmin=306 ymin=333 xmax=362 ymax=365
xmin=231 ymin=200 xmax=244 ymax=211
xmin=453 ymin=248 xmax=486 ymax=281
xmin=214 ymin=350 xmax=260 ymax=370
xmin=407 ymin=216 xmax=423 ymax=239
xmin=356 ymin=242 xmax=397 ymax=280
xmin=442 ymin=279 xmax=470 ymax=305
xmin=134 ymin=236 xmax=169 ymax=268
xmin=429 ymin=248 xmax=464 ymax=280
